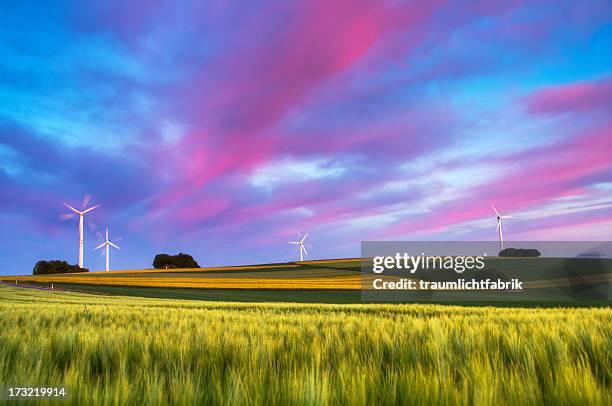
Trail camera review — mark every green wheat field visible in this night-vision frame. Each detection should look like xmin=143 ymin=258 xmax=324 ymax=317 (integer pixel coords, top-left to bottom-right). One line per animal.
xmin=0 ymin=284 xmax=610 ymax=405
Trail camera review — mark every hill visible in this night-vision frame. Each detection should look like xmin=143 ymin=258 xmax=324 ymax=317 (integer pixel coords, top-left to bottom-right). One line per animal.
xmin=3 ymin=257 xmax=609 ymax=304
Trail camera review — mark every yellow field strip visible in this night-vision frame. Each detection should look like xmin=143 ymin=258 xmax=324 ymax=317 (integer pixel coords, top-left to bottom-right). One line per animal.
xmin=8 ymin=275 xmax=367 ymax=289
xmin=7 ymin=271 xmax=608 ymax=290
xmin=74 ymin=263 xmax=303 ymax=275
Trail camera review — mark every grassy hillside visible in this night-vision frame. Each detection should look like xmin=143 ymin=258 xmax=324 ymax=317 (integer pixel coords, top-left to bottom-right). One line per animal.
xmin=4 ymin=259 xmax=364 ymax=289
xmin=9 ymin=284 xmax=363 ymax=303
xmin=5 ymin=257 xmax=609 ymax=305
xmin=0 ymin=285 xmax=610 ymax=405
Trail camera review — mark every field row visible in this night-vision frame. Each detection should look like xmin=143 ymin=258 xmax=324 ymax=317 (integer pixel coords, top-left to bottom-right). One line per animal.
xmin=7 ymin=275 xmax=366 ymax=289
xmin=7 ymin=273 xmax=610 ymax=291
xmin=1 ymin=285 xmax=610 ymax=405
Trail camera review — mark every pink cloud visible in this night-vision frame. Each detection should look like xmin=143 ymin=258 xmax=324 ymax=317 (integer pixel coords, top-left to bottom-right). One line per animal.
xmin=77 ymin=2 xmax=612 ymax=248
xmin=524 ymin=77 xmax=612 ymax=115
xmin=147 ymin=1 xmax=457 ymax=210
xmin=510 ymin=211 xmax=612 ymax=241
xmin=381 ymin=122 xmax=612 ymax=238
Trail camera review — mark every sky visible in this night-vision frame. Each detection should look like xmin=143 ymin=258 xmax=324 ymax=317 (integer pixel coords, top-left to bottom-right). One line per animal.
xmin=0 ymin=0 xmax=611 ymax=274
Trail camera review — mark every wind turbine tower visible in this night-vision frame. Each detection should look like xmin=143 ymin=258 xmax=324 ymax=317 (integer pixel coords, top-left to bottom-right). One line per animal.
xmin=289 ymin=233 xmax=309 ymax=262
xmin=492 ymin=205 xmax=512 ymax=252
xmin=64 ymin=202 xmax=100 ymax=268
xmin=96 ymin=228 xmax=120 ymax=272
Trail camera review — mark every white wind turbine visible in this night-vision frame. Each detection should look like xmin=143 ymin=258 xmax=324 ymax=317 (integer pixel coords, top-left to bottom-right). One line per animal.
xmin=289 ymin=233 xmax=309 ymax=262
xmin=96 ymin=228 xmax=120 ymax=272
xmin=63 ymin=200 xmax=101 ymax=268
xmin=492 ymin=205 xmax=512 ymax=251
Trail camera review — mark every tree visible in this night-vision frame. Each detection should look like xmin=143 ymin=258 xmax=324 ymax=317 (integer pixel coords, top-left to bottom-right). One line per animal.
xmin=153 ymin=253 xmax=199 ymax=269
xmin=498 ymin=248 xmax=542 ymax=257
xmin=33 ymin=260 xmax=88 ymax=275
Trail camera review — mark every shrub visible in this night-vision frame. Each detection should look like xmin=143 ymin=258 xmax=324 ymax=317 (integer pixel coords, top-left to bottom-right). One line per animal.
xmin=153 ymin=253 xmax=199 ymax=269
xmin=474 ymin=267 xmax=510 ymax=282
xmin=33 ymin=260 xmax=88 ymax=275
xmin=498 ymin=248 xmax=542 ymax=257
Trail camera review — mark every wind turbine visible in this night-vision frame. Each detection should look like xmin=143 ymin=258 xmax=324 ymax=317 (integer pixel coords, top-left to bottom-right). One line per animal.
xmin=63 ymin=201 xmax=100 ymax=268
xmin=96 ymin=228 xmax=120 ymax=272
xmin=289 ymin=233 xmax=309 ymax=262
xmin=492 ymin=205 xmax=512 ymax=251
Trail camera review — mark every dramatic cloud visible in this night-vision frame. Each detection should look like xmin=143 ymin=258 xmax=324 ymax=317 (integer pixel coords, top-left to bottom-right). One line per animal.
xmin=0 ymin=1 xmax=610 ymax=273
xmin=524 ymin=78 xmax=612 ymax=115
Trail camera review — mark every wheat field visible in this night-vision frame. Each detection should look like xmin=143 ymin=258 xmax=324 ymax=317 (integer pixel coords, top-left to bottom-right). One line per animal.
xmin=0 ymin=285 xmax=610 ymax=405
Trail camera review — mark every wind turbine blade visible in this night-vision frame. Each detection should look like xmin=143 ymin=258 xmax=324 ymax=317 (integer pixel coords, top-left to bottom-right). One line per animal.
xmin=288 ymin=241 xmax=300 ymax=244
xmin=82 ymin=194 xmax=92 ymax=209
xmin=302 ymin=244 xmax=308 ymax=255
xmin=491 ymin=205 xmax=500 ymax=217
xmin=496 ymin=220 xmax=501 ymax=231
xmin=82 ymin=204 xmax=101 ymax=214
xmin=301 ymin=233 xmax=309 ymax=243
xmin=106 ymin=228 xmax=109 ymax=240
xmin=109 ymin=242 xmax=120 ymax=250
xmin=502 ymin=215 xmax=513 ymax=219
xmin=63 ymin=203 xmax=81 ymax=215
xmin=95 ymin=242 xmax=106 ymax=250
